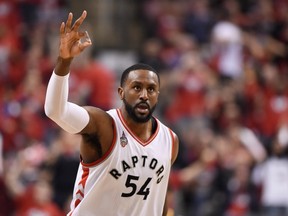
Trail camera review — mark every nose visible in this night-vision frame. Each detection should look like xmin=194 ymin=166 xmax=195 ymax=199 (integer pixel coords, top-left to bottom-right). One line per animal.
xmin=140 ymin=89 xmax=148 ymax=100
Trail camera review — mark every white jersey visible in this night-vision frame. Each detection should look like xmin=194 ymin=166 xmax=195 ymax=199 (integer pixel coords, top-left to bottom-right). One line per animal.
xmin=68 ymin=109 xmax=175 ymax=216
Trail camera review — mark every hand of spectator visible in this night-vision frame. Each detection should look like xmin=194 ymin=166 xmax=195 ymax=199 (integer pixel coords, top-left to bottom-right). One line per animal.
xmin=59 ymin=10 xmax=92 ymax=59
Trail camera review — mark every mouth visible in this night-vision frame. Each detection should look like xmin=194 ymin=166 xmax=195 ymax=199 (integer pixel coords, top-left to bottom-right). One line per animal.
xmin=136 ymin=103 xmax=150 ymax=114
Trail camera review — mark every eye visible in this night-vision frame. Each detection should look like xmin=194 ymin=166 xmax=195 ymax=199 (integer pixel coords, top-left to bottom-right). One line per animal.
xmin=133 ymin=85 xmax=141 ymax=91
xmin=148 ymin=87 xmax=155 ymax=93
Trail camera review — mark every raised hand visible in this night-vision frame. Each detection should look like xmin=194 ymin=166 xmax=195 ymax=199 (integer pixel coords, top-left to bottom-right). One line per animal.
xmin=59 ymin=10 xmax=92 ymax=59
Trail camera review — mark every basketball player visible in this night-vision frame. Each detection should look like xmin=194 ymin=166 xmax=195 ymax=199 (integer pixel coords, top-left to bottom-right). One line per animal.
xmin=44 ymin=10 xmax=179 ymax=216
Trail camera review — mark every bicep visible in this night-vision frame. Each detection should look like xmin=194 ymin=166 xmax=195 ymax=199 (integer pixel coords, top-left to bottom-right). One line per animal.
xmin=79 ymin=106 xmax=115 ymax=163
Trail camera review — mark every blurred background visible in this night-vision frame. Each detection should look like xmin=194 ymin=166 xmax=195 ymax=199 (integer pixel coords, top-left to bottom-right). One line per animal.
xmin=1 ymin=0 xmax=288 ymax=215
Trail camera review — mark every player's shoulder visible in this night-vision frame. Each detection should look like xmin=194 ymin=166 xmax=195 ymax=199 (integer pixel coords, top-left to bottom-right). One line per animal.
xmin=106 ymin=108 xmax=117 ymax=116
xmin=154 ymin=116 xmax=170 ymax=129
xmin=155 ymin=117 xmax=177 ymax=136
xmin=154 ymin=117 xmax=179 ymax=163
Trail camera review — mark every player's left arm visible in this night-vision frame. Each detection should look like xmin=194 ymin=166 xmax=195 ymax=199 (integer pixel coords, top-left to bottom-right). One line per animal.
xmin=163 ymin=132 xmax=179 ymax=216
xmin=171 ymin=132 xmax=179 ymax=165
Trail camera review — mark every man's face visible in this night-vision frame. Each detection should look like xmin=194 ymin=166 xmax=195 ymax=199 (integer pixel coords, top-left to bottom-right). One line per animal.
xmin=119 ymin=69 xmax=160 ymax=123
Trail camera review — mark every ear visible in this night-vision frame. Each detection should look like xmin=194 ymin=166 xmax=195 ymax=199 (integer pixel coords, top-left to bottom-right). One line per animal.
xmin=118 ymin=87 xmax=124 ymax=100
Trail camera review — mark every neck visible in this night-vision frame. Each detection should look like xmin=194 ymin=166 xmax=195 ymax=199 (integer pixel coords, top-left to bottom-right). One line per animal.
xmin=120 ymin=107 xmax=152 ymax=142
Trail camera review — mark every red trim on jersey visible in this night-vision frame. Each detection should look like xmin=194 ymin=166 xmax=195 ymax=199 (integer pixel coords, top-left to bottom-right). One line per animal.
xmin=80 ymin=119 xmax=117 ymax=167
xmin=69 ymin=167 xmax=90 ymax=215
xmin=116 ymin=109 xmax=159 ymax=146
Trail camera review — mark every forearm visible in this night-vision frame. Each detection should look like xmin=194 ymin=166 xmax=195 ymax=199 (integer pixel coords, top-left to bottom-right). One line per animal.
xmin=44 ymin=71 xmax=89 ymax=134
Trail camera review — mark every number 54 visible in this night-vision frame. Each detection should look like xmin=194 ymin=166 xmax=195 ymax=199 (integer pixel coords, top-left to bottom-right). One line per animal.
xmin=121 ymin=175 xmax=152 ymax=200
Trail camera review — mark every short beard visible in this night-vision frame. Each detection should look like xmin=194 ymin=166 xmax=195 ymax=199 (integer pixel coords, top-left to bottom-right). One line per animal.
xmin=123 ymin=98 xmax=156 ymax=123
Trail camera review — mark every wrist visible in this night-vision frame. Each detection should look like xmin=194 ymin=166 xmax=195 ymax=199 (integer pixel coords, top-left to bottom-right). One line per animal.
xmin=55 ymin=56 xmax=74 ymax=76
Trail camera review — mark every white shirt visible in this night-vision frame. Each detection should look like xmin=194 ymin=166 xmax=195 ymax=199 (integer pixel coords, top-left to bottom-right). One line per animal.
xmin=252 ymin=157 xmax=288 ymax=206
xmin=68 ymin=109 xmax=175 ymax=216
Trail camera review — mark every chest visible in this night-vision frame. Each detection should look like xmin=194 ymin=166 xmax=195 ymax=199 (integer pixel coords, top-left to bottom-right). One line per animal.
xmin=112 ymin=134 xmax=169 ymax=176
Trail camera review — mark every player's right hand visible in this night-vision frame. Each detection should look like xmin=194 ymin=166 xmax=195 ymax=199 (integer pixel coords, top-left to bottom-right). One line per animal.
xmin=59 ymin=10 xmax=92 ymax=59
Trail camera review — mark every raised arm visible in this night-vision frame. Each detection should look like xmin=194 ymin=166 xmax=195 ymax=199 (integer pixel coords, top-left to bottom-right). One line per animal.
xmin=44 ymin=10 xmax=92 ymax=134
xmin=44 ymin=11 xmax=115 ymax=163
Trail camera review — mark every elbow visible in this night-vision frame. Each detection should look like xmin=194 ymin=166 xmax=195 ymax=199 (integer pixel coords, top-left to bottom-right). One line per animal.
xmin=44 ymin=102 xmax=60 ymax=120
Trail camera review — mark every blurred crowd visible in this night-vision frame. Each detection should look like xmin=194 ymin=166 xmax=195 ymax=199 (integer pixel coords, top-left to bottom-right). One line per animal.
xmin=1 ymin=0 xmax=288 ymax=216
